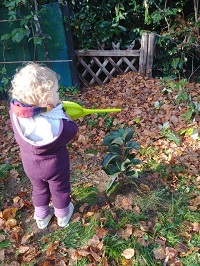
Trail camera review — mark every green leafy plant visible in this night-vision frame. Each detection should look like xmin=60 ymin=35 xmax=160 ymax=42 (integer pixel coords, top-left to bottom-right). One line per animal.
xmin=59 ymin=85 xmax=79 ymax=98
xmin=159 ymin=122 xmax=180 ymax=145
xmin=0 ymin=66 xmax=10 ymax=94
xmin=101 ymin=127 xmax=142 ymax=196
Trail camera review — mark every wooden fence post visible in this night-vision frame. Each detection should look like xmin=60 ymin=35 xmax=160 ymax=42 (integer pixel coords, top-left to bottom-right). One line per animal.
xmin=139 ymin=32 xmax=149 ymax=75
xmin=146 ymin=32 xmax=156 ymax=77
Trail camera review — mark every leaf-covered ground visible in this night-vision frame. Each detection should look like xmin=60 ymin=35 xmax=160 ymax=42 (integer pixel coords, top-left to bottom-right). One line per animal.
xmin=0 ymin=72 xmax=199 ymax=265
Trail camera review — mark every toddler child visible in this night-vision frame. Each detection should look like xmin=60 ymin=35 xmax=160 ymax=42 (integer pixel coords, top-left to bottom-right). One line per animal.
xmin=9 ymin=63 xmax=78 ymax=229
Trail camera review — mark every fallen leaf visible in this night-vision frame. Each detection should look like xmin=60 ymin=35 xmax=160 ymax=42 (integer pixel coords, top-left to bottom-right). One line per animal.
xmin=121 ymin=198 xmax=133 ymax=210
xmin=18 ymin=246 xmax=30 ymax=254
xmin=153 ymin=247 xmax=166 ymax=260
xmin=140 ymin=183 xmax=150 ymax=191
xmin=6 ymin=218 xmax=17 ymax=228
xmin=95 ymin=227 xmax=108 ymax=238
xmin=10 ymin=169 xmax=19 ymax=178
xmin=88 ymin=234 xmax=100 ymax=247
xmin=121 ymin=248 xmax=135 ymax=259
xmin=2 ymin=207 xmax=18 ymax=220
xmin=0 ymin=250 xmax=5 ymax=262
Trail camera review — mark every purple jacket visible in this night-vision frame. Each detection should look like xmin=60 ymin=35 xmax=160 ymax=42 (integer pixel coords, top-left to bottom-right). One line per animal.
xmin=9 ymin=110 xmax=78 ymax=181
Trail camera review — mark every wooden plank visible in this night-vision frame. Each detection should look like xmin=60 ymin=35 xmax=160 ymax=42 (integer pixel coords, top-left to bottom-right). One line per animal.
xmin=107 ymin=57 xmax=124 ymax=74
xmin=76 ymin=50 xmax=140 ymax=57
xmin=139 ymin=33 xmax=149 ymax=75
xmin=146 ymin=33 xmax=156 ymax=77
xmin=82 ymin=59 xmax=95 ymax=78
xmin=124 ymin=58 xmax=137 ymax=72
xmin=78 ymin=72 xmax=90 ymax=87
xmin=77 ymin=57 xmax=103 ymax=85
xmin=90 ymin=58 xmax=110 ymax=85
xmin=92 ymin=57 xmax=113 ymax=79
xmin=121 ymin=57 xmax=137 ymax=72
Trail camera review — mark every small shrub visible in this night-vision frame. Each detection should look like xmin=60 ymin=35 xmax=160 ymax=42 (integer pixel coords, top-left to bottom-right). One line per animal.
xmin=101 ymin=127 xmax=142 ymax=196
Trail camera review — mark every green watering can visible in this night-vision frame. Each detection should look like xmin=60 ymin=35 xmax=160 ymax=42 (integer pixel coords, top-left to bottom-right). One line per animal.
xmin=62 ymin=101 xmax=121 ymax=120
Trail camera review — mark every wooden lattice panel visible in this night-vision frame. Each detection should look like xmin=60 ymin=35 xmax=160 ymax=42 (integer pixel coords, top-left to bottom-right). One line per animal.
xmin=76 ymin=33 xmax=156 ymax=87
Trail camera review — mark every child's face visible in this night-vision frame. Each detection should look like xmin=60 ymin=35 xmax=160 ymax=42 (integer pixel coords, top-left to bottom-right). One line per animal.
xmin=51 ymin=79 xmax=60 ymax=107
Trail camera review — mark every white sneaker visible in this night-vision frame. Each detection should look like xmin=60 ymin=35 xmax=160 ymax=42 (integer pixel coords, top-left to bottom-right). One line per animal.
xmin=34 ymin=208 xmax=54 ymax=229
xmin=57 ymin=202 xmax=74 ymax=227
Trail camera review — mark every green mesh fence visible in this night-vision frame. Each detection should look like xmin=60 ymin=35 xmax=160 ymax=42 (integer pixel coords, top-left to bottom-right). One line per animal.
xmin=0 ymin=2 xmax=72 ymax=99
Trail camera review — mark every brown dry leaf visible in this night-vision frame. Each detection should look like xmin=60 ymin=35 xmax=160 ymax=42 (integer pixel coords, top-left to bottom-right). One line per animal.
xmin=10 ymin=169 xmax=19 ymax=178
xmin=132 ymin=228 xmax=146 ymax=237
xmin=174 ymin=243 xmax=188 ymax=254
xmin=95 ymin=227 xmax=108 ymax=238
xmin=132 ymin=205 xmax=141 ymax=214
xmin=153 ymin=247 xmax=166 ymax=260
xmin=83 ymin=211 xmax=94 ymax=219
xmin=88 ymin=234 xmax=100 ymax=247
xmin=46 ymin=240 xmax=60 ymax=256
xmin=192 ymin=222 xmax=200 ymax=232
xmin=77 ymin=249 xmax=90 ymax=257
xmin=118 ymin=224 xmax=133 ymax=240
xmin=79 ymin=203 xmax=89 ymax=213
xmin=2 ymin=207 xmax=18 ymax=220
xmin=121 ymin=198 xmax=133 ymax=210
xmin=21 ymin=232 xmax=34 ymax=245
xmin=11 ymin=226 xmax=22 ymax=243
xmin=0 ymin=234 xmax=5 ymax=242
xmin=121 ymin=248 xmax=135 ymax=259
xmin=0 ymin=250 xmax=5 ymax=262
xmin=140 ymin=183 xmax=150 ymax=192
xmin=138 ymin=221 xmax=150 ymax=232
xmin=89 ymin=249 xmax=101 ymax=262
xmin=71 ymin=212 xmax=82 ymax=222
xmin=189 ymin=195 xmax=200 ymax=207
xmin=137 ymin=237 xmax=149 ymax=247
xmin=166 ymin=259 xmax=183 ymax=266
xmin=102 ymin=256 xmax=109 ymax=266
xmin=187 ymin=205 xmax=197 ymax=211
xmin=41 ymin=261 xmax=54 ymax=266
xmin=23 ymin=246 xmax=38 ymax=262
xmin=121 ymin=257 xmax=133 ymax=266
xmin=155 ymin=237 xmax=166 ymax=247
xmin=0 ymin=218 xmax=5 ymax=229
xmin=18 ymin=246 xmax=30 ymax=254
xmin=165 ymin=247 xmax=178 ymax=260
xmin=5 ymin=218 xmax=17 ymax=228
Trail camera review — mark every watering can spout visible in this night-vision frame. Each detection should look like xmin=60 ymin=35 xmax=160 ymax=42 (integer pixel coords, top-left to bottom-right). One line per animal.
xmin=62 ymin=101 xmax=121 ymax=120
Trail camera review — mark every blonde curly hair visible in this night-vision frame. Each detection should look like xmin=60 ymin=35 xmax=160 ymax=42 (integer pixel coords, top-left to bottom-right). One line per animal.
xmin=10 ymin=63 xmax=60 ymax=107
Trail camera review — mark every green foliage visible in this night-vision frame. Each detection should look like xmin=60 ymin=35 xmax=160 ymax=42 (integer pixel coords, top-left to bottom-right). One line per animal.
xmin=161 ymin=78 xmax=200 ymax=123
xmin=101 ymin=127 xmax=142 ymax=195
xmin=72 ymin=185 xmax=98 ymax=208
xmin=0 ymin=66 xmax=10 ymax=93
xmin=1 ymin=0 xmax=199 ymax=81
xmin=59 ymin=85 xmax=79 ymax=98
xmin=67 ymin=0 xmax=199 ymax=81
xmin=159 ymin=122 xmax=180 ymax=145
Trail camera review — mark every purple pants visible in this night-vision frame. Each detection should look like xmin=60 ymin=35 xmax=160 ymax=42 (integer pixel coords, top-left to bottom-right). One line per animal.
xmin=10 ymin=110 xmax=78 ymax=210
